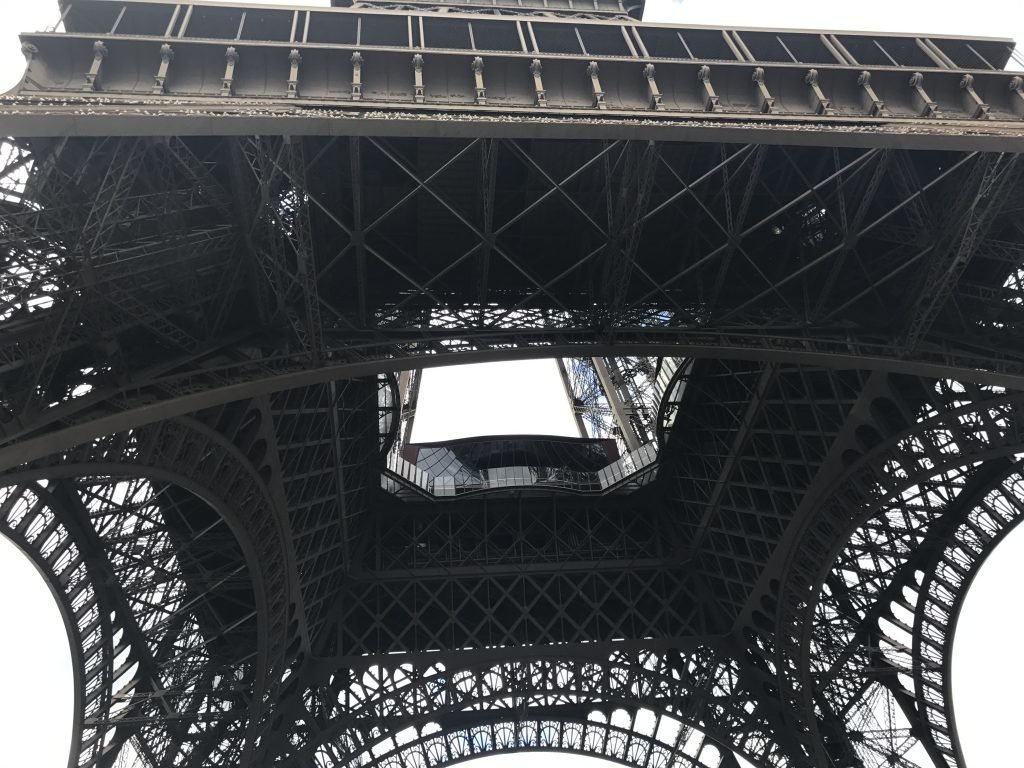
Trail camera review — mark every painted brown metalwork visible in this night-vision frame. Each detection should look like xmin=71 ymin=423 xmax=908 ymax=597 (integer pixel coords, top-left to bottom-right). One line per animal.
xmin=1 ymin=2 xmax=1024 ymax=767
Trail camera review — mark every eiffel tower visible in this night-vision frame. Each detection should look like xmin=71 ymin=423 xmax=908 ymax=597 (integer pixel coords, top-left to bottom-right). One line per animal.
xmin=2 ymin=1 xmax=1024 ymax=766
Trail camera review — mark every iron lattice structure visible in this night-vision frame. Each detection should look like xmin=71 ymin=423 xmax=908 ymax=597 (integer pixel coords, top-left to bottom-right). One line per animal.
xmin=2 ymin=1 xmax=1024 ymax=767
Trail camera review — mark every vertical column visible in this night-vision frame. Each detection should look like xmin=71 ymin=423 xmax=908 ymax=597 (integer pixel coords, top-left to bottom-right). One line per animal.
xmin=152 ymin=43 xmax=174 ymax=95
xmin=287 ymin=48 xmax=302 ymax=99
xmin=222 ymin=46 xmax=239 ymax=97
xmin=1011 ymin=76 xmax=1024 ymax=118
xmin=804 ymin=69 xmax=834 ymax=115
xmin=959 ymin=74 xmax=991 ymax=119
xmin=591 ymin=357 xmax=642 ymax=453
xmin=20 ymin=42 xmax=38 ymax=87
xmin=643 ymin=63 xmax=665 ymax=111
xmin=751 ymin=67 xmax=776 ymax=114
xmin=351 ymin=51 xmax=363 ymax=101
xmin=556 ymin=359 xmax=589 ymax=439
xmin=587 ymin=61 xmax=607 ymax=109
xmin=412 ymin=54 xmax=425 ymax=104
xmin=697 ymin=65 xmax=723 ymax=112
xmin=284 ymin=137 xmax=323 ymax=363
xmin=83 ymin=40 xmax=108 ymax=92
xmin=908 ymin=72 xmax=941 ymax=117
xmin=856 ymin=71 xmax=889 ymax=117
xmin=471 ymin=57 xmax=486 ymax=105
xmin=530 ymin=59 xmax=547 ymax=107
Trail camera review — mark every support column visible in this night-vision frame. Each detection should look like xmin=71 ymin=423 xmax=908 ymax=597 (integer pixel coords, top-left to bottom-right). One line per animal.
xmin=959 ymin=74 xmax=991 ymax=119
xmin=222 ymin=46 xmax=239 ymax=96
xmin=351 ymin=51 xmax=363 ymax=101
xmin=400 ymin=369 xmax=421 ymax=448
xmin=283 ymin=137 xmax=323 ymax=363
xmin=412 ymin=54 xmax=425 ymax=104
xmin=804 ymin=69 xmax=834 ymax=115
xmin=751 ymin=67 xmax=776 ymax=114
xmin=529 ymin=58 xmax=547 ymax=107
xmin=1011 ymin=76 xmax=1024 ymax=118
xmin=556 ymin=359 xmax=589 ymax=438
xmin=471 ymin=56 xmax=486 ymax=105
xmin=587 ymin=61 xmax=607 ymax=109
xmin=908 ymin=72 xmax=941 ymax=117
xmin=592 ymin=357 xmax=642 ymax=453
xmin=643 ymin=63 xmax=665 ymax=111
xmin=857 ymin=70 xmax=889 ymax=117
xmin=20 ymin=42 xmax=38 ymax=88
xmin=152 ymin=43 xmax=173 ymax=94
xmin=83 ymin=40 xmax=108 ymax=91
xmin=287 ymin=48 xmax=302 ymax=98
xmin=697 ymin=65 xmax=723 ymax=112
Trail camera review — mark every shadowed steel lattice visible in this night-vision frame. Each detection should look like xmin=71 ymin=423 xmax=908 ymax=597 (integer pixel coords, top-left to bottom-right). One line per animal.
xmin=1 ymin=1 xmax=1024 ymax=767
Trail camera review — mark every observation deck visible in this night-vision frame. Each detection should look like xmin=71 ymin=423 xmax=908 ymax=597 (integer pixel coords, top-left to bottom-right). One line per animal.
xmin=386 ymin=433 xmax=658 ymax=495
xmin=2 ymin=0 xmax=1021 ymax=150
xmin=326 ymin=0 xmax=647 ymax=19
xmin=382 ymin=357 xmax=685 ymax=497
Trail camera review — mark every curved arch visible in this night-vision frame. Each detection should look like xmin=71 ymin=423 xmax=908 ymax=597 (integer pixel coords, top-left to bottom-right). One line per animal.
xmin=0 ymin=483 xmax=91 ymax=768
xmin=7 ymin=340 xmax=1024 ymax=476
xmin=799 ymin=461 xmax=1024 ymax=768
xmin=0 ymin=415 xmax=300 ymax=766
xmin=776 ymin=380 xmax=1024 ymax=766
xmin=656 ymin=357 xmax=692 ymax=449
xmin=278 ymin=650 xmax=784 ymax=768
xmin=7 ymin=374 xmax=1022 ymax=767
xmin=916 ymin=470 xmax=1024 ymax=766
xmin=0 ymin=530 xmax=76 ymax=766
xmin=380 ymin=371 xmax=401 ymax=455
xmin=355 ymin=717 xmax=730 ymax=768
xmin=0 ymin=476 xmax=263 ymax=768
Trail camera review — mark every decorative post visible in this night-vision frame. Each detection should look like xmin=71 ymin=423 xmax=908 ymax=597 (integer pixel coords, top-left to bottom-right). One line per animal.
xmin=152 ymin=43 xmax=174 ymax=95
xmin=529 ymin=59 xmax=547 ymax=107
xmin=351 ymin=51 xmax=363 ymax=101
xmin=412 ymin=54 xmax=425 ymax=104
xmin=856 ymin=71 xmax=889 ymax=117
xmin=20 ymin=42 xmax=38 ymax=90
xmin=908 ymin=72 xmax=940 ymax=117
xmin=804 ymin=69 xmax=834 ymax=115
xmin=1011 ymin=75 xmax=1024 ymax=118
xmin=697 ymin=65 xmax=723 ymax=112
xmin=751 ymin=67 xmax=776 ymax=114
xmin=84 ymin=40 xmax=108 ymax=92
xmin=643 ymin=63 xmax=665 ymax=111
xmin=287 ymin=48 xmax=302 ymax=99
xmin=959 ymin=74 xmax=991 ymax=119
xmin=587 ymin=61 xmax=606 ymax=110
xmin=471 ymin=57 xmax=486 ymax=105
xmin=221 ymin=47 xmax=239 ymax=97
xmin=20 ymin=42 xmax=38 ymax=71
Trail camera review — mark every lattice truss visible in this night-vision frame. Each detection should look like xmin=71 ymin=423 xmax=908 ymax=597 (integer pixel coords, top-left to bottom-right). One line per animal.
xmin=1 ymin=126 xmax=1024 ymax=768
xmin=560 ymin=356 xmax=666 ymax=446
xmin=0 ymin=478 xmax=255 ymax=768
xmin=2 ymin=135 xmax=1024 ymax=431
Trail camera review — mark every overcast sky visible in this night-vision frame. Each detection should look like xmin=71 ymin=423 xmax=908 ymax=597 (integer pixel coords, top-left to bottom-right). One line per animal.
xmin=0 ymin=2 xmax=1021 ymax=768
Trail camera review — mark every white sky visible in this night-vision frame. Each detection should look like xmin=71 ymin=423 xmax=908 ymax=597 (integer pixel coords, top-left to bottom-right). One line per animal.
xmin=0 ymin=2 xmax=1021 ymax=767
xmin=412 ymin=359 xmax=580 ymax=441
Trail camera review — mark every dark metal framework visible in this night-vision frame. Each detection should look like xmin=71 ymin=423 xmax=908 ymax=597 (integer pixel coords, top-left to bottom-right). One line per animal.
xmin=2 ymin=1 xmax=1024 ymax=767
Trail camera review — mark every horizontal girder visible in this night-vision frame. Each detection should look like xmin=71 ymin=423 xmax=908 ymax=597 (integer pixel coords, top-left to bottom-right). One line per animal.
xmin=5 ymin=0 xmax=1023 ymax=149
